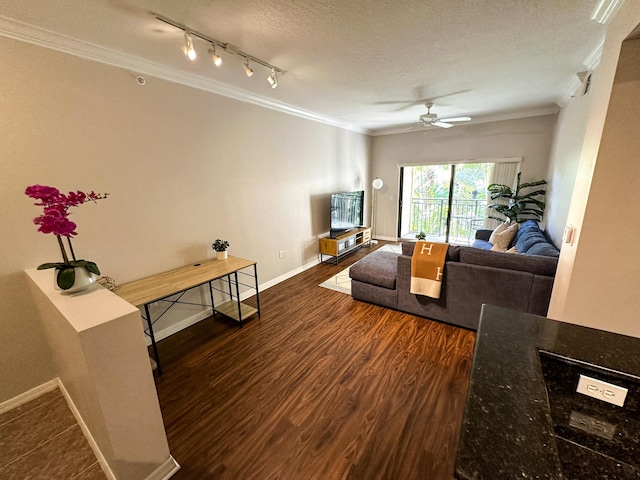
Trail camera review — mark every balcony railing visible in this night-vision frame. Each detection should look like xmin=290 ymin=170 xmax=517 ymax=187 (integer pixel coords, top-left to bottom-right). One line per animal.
xmin=409 ymin=198 xmax=486 ymax=244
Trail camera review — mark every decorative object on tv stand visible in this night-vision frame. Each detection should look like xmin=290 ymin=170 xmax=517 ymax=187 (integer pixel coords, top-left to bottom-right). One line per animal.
xmin=212 ymin=239 xmax=230 ymax=260
xmin=487 ymin=172 xmax=547 ymax=224
xmin=25 ymin=185 xmax=109 ymax=293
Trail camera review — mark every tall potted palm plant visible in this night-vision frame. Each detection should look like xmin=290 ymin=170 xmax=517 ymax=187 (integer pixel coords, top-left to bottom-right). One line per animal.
xmin=487 ymin=173 xmax=546 ymax=223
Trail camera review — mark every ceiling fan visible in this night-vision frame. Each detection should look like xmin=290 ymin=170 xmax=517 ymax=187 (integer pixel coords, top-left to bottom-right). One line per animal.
xmin=418 ymin=103 xmax=471 ymax=128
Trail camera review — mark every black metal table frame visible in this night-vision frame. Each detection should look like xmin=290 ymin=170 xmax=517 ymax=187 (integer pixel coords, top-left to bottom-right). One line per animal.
xmin=141 ymin=264 xmax=260 ymax=375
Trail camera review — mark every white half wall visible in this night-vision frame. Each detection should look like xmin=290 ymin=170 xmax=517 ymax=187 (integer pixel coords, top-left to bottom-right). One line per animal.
xmin=25 ymin=269 xmax=175 ymax=480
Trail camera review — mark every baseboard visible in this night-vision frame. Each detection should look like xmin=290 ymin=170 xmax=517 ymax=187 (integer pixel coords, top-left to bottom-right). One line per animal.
xmin=57 ymin=379 xmax=118 ymax=480
xmin=0 ymin=378 xmax=59 ymax=415
xmin=145 ymin=456 xmax=181 ymax=480
xmin=58 ymin=380 xmax=181 ymax=479
xmin=374 ymin=235 xmax=399 ymax=242
xmin=149 ymin=310 xmax=212 ymax=344
xmin=259 ymin=257 xmax=321 ymax=291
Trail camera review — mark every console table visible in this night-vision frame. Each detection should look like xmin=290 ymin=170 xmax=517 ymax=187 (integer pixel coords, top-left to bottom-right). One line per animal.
xmin=319 ymin=227 xmax=371 ymax=264
xmin=114 ymin=256 xmax=260 ymax=375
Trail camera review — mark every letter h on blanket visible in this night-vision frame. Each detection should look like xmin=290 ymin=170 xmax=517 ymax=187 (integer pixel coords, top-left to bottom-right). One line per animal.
xmin=410 ymin=241 xmax=448 ymax=299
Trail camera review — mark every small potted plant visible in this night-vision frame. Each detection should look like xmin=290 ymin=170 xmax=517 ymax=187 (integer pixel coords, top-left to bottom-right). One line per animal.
xmin=212 ymin=239 xmax=230 ymax=260
xmin=416 ymin=231 xmax=427 ymax=241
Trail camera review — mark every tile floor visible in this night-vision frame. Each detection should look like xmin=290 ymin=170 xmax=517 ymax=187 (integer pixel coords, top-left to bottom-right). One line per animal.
xmin=0 ymin=388 xmax=107 ymax=479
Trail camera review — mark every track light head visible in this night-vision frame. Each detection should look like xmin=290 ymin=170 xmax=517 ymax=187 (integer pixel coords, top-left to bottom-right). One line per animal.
xmin=208 ymin=46 xmax=222 ymax=66
xmin=267 ymin=69 xmax=278 ymax=89
xmin=184 ymin=32 xmax=196 ymax=60
xmin=243 ymin=60 xmax=254 ymax=77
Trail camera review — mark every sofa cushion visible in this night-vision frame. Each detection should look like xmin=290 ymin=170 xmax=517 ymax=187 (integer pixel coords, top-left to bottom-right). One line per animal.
xmin=527 ymin=242 xmax=560 ymax=258
xmin=446 ymin=262 xmax=535 ymax=330
xmin=401 ymin=241 xmax=415 ymax=256
xmin=401 ymin=241 xmax=461 ymax=261
xmin=475 ymin=229 xmax=493 ymax=242
xmin=488 ymin=222 xmax=509 ymax=245
xmin=352 ymin=279 xmax=398 ymax=309
xmin=513 ymin=220 xmax=559 ymax=257
xmin=459 ymin=246 xmax=558 ymax=277
xmin=472 ymin=239 xmax=492 ymax=250
xmin=490 ymin=223 xmax=519 ymax=252
xmin=349 ymin=251 xmax=399 ymax=289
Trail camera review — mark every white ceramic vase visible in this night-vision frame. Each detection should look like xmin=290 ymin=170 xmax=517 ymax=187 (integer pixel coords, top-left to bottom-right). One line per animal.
xmin=54 ymin=267 xmax=98 ymax=293
xmin=216 ymin=250 xmax=228 ymax=260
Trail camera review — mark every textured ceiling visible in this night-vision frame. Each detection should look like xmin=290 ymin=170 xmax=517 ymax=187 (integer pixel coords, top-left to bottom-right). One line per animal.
xmin=0 ymin=0 xmax=608 ymax=134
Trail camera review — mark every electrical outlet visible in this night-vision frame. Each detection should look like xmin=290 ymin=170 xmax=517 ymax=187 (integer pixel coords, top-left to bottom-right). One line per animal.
xmin=278 ymin=250 xmax=284 ymax=258
xmin=576 ymin=374 xmax=628 ymax=407
xmin=569 ymin=411 xmax=616 ymax=439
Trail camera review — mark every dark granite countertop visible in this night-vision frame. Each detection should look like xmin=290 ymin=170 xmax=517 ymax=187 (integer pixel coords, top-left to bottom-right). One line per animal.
xmin=455 ymin=305 xmax=640 ymax=480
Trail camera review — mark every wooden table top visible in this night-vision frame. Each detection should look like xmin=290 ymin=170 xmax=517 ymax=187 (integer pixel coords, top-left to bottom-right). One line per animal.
xmin=114 ymin=256 xmax=256 ymax=307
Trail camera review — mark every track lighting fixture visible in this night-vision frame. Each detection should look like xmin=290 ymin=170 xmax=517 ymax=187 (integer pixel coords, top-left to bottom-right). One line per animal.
xmin=267 ymin=68 xmax=278 ymax=89
xmin=157 ymin=14 xmax=282 ymax=88
xmin=184 ymin=32 xmax=196 ymax=60
xmin=208 ymin=45 xmax=222 ymax=66
xmin=243 ymin=60 xmax=254 ymax=77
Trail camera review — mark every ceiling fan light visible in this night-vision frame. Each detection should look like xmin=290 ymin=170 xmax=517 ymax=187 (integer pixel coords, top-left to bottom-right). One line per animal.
xmin=208 ymin=46 xmax=222 ymax=66
xmin=184 ymin=32 xmax=196 ymax=60
xmin=243 ymin=60 xmax=254 ymax=77
xmin=267 ymin=69 xmax=278 ymax=88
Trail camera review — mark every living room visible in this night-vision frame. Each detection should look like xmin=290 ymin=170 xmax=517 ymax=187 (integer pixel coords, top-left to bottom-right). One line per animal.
xmin=2 ymin=1 xmax=640 ymax=479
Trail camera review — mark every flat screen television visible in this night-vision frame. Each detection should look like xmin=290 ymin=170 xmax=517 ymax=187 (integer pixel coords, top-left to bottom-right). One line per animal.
xmin=330 ymin=190 xmax=364 ymax=237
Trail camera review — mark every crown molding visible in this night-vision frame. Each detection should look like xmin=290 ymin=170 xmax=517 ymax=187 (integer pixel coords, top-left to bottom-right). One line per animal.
xmin=0 ymin=15 xmax=369 ymax=135
xmin=583 ymin=37 xmax=605 ymax=70
xmin=591 ymin=0 xmax=624 ymax=25
xmin=371 ymin=105 xmax=559 ymax=136
xmin=556 ymin=36 xmax=604 ymax=106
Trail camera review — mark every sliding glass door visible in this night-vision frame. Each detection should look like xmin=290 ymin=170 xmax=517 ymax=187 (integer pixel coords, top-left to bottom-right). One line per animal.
xmin=399 ymin=163 xmax=491 ymax=244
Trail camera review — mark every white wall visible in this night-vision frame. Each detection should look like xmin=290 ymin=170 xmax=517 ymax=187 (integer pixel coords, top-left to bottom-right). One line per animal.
xmin=370 ymin=115 xmax=557 ymax=239
xmin=0 ymin=37 xmax=370 ymax=402
xmin=544 ymin=93 xmax=592 ymax=246
xmin=548 ymin=0 xmax=640 ymax=339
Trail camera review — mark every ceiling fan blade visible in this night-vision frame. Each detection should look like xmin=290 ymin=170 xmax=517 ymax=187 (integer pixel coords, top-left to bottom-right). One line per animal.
xmin=432 ymin=121 xmax=454 ymax=128
xmin=439 ymin=116 xmax=471 ymax=123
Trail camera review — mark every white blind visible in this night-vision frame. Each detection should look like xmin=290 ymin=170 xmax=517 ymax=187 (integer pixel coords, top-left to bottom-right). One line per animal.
xmin=484 ymin=161 xmax=521 ymax=229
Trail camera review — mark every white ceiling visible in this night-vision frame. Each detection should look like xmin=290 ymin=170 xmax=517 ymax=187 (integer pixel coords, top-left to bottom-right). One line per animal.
xmin=0 ymin=0 xmax=610 ymax=134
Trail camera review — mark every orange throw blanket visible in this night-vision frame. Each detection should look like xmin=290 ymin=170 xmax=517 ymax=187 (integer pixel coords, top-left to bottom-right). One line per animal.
xmin=410 ymin=241 xmax=448 ymax=299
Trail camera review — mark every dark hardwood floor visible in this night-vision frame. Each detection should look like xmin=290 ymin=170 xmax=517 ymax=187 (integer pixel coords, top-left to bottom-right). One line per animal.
xmin=153 ymin=243 xmax=477 ymax=480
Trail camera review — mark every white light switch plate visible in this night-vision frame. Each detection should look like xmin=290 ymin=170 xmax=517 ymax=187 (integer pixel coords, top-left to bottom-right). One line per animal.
xmin=577 ymin=374 xmax=628 ymax=407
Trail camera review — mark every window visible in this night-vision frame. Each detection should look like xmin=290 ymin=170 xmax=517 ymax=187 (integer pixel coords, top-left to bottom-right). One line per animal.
xmin=398 ymin=161 xmax=519 ymax=244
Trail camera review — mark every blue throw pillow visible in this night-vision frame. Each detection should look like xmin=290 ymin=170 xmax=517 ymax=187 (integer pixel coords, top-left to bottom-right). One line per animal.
xmin=472 ymin=239 xmax=492 ymax=250
xmin=526 ymin=242 xmax=560 ymax=258
xmin=514 ymin=221 xmax=546 ymax=254
xmin=513 ymin=220 xmax=539 ymax=244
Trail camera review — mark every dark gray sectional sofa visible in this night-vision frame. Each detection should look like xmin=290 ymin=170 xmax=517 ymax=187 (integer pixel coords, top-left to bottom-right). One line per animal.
xmin=349 ymin=223 xmax=559 ymax=330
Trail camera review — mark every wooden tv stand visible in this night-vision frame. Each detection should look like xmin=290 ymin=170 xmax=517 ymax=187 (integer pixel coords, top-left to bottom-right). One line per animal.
xmin=319 ymin=227 xmax=371 ymax=264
